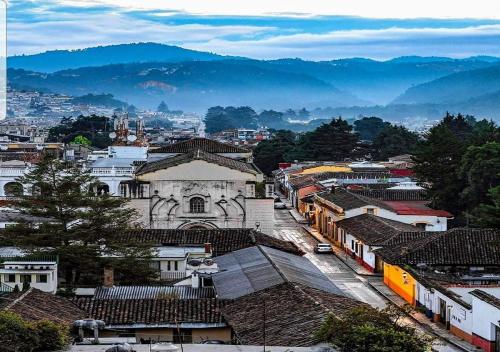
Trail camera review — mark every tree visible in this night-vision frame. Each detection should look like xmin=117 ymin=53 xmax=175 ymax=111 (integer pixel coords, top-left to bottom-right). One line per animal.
xmin=315 ymin=305 xmax=432 ymax=352
xmin=0 ymin=311 xmax=70 ymax=352
xmin=354 ymin=116 xmax=390 ymax=141
xmin=412 ymin=114 xmax=474 ymax=218
xmin=4 ymin=157 xmax=156 ymax=286
xmin=32 ymin=320 xmax=70 ymax=352
xmin=412 ymin=113 xmax=499 ymax=223
xmin=258 ymin=110 xmax=285 ymax=129
xmin=157 ymin=101 xmax=169 ymax=113
xmin=71 ymin=135 xmax=92 ymax=146
xmin=372 ymin=125 xmax=419 ymax=160
xmin=459 ymin=142 xmax=500 ymax=218
xmin=473 ymin=186 xmax=500 ymax=228
xmin=0 ymin=311 xmax=39 ymax=351
xmin=204 ymin=106 xmax=258 ymax=134
xmin=253 ymin=130 xmax=296 ymax=175
xmin=48 ymin=115 xmax=112 ymax=149
xmin=287 ymin=118 xmax=359 ymax=161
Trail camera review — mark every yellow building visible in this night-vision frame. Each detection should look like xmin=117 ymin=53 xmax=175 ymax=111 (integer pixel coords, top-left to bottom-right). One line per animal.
xmin=383 ymin=263 xmax=417 ymax=305
xmin=299 ymin=165 xmax=352 ymax=175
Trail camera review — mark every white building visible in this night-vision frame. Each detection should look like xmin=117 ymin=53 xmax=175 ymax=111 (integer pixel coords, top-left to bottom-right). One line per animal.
xmin=0 ymin=247 xmax=58 ymax=293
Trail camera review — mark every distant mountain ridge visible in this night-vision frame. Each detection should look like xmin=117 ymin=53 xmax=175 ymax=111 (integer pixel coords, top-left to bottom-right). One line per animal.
xmin=7 ymin=43 xmax=500 ymax=118
xmin=8 ymin=43 xmax=229 ymax=73
xmin=393 ymin=63 xmax=500 ymax=105
xmin=7 ymin=61 xmax=364 ymax=111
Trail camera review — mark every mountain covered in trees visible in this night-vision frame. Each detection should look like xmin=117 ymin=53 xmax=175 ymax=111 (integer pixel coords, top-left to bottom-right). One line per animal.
xmin=7 ymin=43 xmax=500 ymax=119
xmin=8 ymin=43 xmax=227 ymax=72
xmin=393 ymin=63 xmax=500 ymax=105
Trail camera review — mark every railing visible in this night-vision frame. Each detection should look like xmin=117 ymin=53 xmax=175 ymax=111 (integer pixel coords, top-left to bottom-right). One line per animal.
xmin=0 ymin=282 xmax=14 ymax=292
xmin=91 ymin=167 xmax=134 ymax=177
xmin=160 ymin=271 xmax=186 ymax=281
xmin=0 ymin=167 xmax=30 ymax=176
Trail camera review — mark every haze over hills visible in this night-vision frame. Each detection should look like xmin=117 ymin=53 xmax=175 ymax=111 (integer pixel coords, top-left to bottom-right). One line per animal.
xmin=7 ymin=43 xmax=500 ymax=120
xmin=393 ymin=63 xmax=500 ymax=105
xmin=7 ymin=43 xmax=228 ymax=73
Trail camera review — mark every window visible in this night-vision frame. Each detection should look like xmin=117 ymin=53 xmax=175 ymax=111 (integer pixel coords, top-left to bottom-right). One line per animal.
xmin=415 ymin=223 xmax=427 ymax=230
xmin=37 ymin=274 xmax=48 ymax=283
xmin=189 ymin=197 xmax=205 ymax=213
xmin=366 ymin=208 xmax=375 ymax=215
xmin=174 ymin=261 xmax=178 ymax=271
xmin=5 ymin=274 xmax=15 ymax=283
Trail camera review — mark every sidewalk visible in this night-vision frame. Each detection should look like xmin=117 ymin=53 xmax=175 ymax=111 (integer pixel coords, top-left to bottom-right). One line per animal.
xmin=301 ymin=225 xmax=379 ymax=276
xmin=288 ymin=208 xmax=308 ymax=224
xmin=367 ymin=278 xmax=477 ymax=352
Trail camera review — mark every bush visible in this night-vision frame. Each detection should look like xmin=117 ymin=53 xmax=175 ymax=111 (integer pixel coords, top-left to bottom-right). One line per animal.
xmin=0 ymin=311 xmax=39 ymax=351
xmin=32 ymin=320 xmax=70 ymax=351
xmin=0 ymin=311 xmax=70 ymax=352
xmin=315 ymin=305 xmax=433 ymax=352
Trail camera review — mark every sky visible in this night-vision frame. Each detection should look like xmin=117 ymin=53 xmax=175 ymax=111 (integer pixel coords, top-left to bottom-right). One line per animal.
xmin=6 ymin=0 xmax=500 ymax=60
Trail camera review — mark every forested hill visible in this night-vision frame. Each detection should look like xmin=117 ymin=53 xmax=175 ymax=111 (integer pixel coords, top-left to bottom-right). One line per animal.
xmin=393 ymin=63 xmax=500 ymax=105
xmin=8 ymin=43 xmax=227 ymax=73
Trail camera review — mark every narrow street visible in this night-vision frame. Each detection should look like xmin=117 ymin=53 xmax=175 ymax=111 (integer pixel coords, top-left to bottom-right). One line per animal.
xmin=274 ymin=209 xmax=387 ymax=308
xmin=273 ymin=207 xmax=468 ymax=352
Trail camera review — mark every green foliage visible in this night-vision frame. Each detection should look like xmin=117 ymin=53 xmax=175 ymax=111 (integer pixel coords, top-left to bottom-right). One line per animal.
xmin=0 ymin=311 xmax=69 ymax=352
xmin=205 ymin=106 xmax=258 ymax=133
xmin=412 ymin=113 xmax=500 ymax=224
xmin=372 ymin=124 xmax=419 ymax=160
xmin=315 ymin=305 xmax=432 ymax=352
xmin=0 ymin=311 xmax=39 ymax=351
xmin=71 ymin=135 xmax=92 ymax=146
xmin=473 ymin=186 xmax=500 ymax=228
xmin=4 ymin=156 xmax=156 ymax=286
xmin=253 ymin=130 xmax=296 ymax=175
xmin=48 ymin=115 xmax=112 ymax=148
xmin=354 ymin=116 xmax=390 ymax=141
xmin=32 ymin=320 xmax=70 ymax=352
xmin=287 ymin=118 xmax=359 ymax=161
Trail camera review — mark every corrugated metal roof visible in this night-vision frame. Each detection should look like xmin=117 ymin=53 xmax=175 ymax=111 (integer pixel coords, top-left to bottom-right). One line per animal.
xmin=94 ymin=285 xmax=215 ymax=299
xmin=213 ymin=246 xmax=343 ymax=299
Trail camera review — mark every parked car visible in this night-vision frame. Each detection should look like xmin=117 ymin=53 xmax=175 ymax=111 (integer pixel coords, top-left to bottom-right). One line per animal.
xmin=201 ymin=340 xmax=225 ymax=344
xmin=274 ymin=197 xmax=287 ymax=209
xmin=314 ymin=243 xmax=333 ymax=254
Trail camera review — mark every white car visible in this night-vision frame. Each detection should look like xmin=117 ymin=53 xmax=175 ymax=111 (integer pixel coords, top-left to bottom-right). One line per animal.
xmin=274 ymin=198 xmax=287 ymax=209
xmin=314 ymin=243 xmax=333 ymax=254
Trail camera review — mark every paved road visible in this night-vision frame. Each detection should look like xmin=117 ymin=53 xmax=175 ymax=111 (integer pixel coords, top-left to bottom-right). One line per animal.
xmin=274 ymin=208 xmax=387 ymax=308
xmin=273 ymin=208 xmax=465 ymax=352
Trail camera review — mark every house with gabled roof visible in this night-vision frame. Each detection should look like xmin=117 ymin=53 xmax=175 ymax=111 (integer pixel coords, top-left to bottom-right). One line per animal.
xmin=373 ymin=228 xmax=500 ymax=352
xmin=312 ymin=187 xmax=452 ymax=242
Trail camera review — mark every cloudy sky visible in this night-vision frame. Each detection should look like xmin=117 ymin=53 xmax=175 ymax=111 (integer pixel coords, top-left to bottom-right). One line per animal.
xmin=7 ymin=0 xmax=500 ymax=60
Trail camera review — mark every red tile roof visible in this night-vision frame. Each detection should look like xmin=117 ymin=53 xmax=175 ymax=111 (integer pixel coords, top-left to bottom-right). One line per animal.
xmin=384 ymin=201 xmax=453 ymax=217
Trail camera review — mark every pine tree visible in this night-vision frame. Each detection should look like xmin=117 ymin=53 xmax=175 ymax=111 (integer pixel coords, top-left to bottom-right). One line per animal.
xmin=4 ymin=156 xmax=156 ymax=286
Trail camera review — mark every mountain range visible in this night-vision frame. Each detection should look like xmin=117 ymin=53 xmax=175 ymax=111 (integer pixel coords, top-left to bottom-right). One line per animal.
xmin=7 ymin=43 xmax=500 ymax=121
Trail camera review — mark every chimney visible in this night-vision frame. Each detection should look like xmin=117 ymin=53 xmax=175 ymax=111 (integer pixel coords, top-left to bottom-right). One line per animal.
xmin=191 ymin=271 xmax=200 ymax=289
xmin=331 ymin=185 xmax=336 ymax=194
xmin=103 ymin=266 xmax=114 ymax=288
xmin=204 ymin=242 xmax=212 ymax=256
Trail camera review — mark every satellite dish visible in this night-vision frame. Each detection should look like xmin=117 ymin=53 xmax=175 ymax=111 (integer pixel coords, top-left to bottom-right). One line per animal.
xmin=127 ymin=135 xmax=137 ymax=142
xmin=108 ymin=132 xmax=116 ymax=139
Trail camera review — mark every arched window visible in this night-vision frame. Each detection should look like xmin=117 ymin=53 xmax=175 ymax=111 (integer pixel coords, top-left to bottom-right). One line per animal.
xmin=4 ymin=182 xmax=23 ymax=197
xmin=189 ymin=197 xmax=205 ymax=213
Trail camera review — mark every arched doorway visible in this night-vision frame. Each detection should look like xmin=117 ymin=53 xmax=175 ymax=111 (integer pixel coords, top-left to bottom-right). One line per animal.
xmin=178 ymin=222 xmax=217 ymax=230
xmin=4 ymin=182 xmax=23 ymax=197
xmin=91 ymin=182 xmax=110 ymax=195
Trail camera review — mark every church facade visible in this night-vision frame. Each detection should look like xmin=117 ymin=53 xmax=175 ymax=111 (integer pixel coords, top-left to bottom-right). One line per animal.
xmin=128 ymin=139 xmax=274 ymax=235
